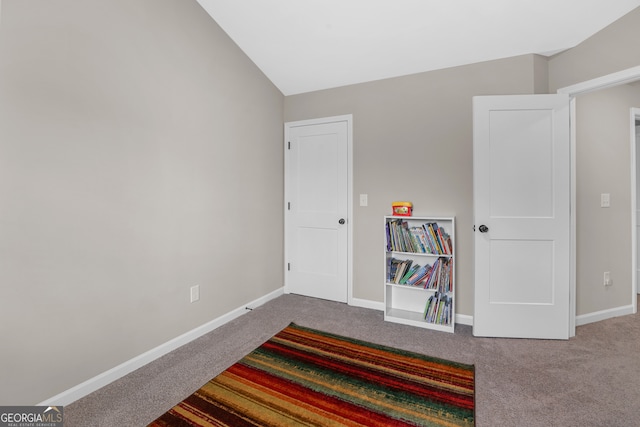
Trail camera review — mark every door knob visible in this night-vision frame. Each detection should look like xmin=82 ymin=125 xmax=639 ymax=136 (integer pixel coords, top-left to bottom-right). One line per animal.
xmin=478 ymin=224 xmax=489 ymax=233
xmin=338 ymin=218 xmax=346 ymax=225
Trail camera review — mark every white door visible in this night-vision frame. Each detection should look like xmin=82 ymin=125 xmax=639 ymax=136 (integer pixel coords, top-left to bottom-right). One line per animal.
xmin=473 ymin=94 xmax=570 ymax=339
xmin=284 ymin=116 xmax=351 ymax=303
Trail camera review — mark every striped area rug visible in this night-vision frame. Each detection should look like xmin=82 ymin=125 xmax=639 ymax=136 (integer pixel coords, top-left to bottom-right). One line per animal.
xmin=149 ymin=323 xmax=475 ymax=427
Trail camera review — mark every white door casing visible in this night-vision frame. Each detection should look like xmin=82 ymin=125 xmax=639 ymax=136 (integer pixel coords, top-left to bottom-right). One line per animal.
xmin=633 ymin=110 xmax=640 ymax=303
xmin=284 ymin=115 xmax=352 ymax=303
xmin=473 ymin=94 xmax=571 ymax=339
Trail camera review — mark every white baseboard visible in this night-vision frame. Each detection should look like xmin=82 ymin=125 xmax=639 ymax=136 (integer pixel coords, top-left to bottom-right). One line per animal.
xmin=453 ymin=306 xmax=635 ymax=330
xmin=349 ymin=297 xmax=384 ymax=311
xmin=455 ymin=313 xmax=473 ymax=326
xmin=575 ymin=304 xmax=634 ymax=326
xmin=349 ymin=297 xmax=474 ymax=328
xmin=38 ymin=288 xmax=284 ymax=407
xmin=346 ymin=296 xmax=635 ymax=331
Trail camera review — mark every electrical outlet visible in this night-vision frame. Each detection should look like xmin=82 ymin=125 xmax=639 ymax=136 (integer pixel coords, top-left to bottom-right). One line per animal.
xmin=190 ymin=285 xmax=200 ymax=302
xmin=359 ymin=194 xmax=368 ymax=207
xmin=603 ymin=272 xmax=612 ymax=287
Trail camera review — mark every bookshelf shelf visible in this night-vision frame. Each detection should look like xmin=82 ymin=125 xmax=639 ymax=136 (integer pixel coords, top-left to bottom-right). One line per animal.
xmin=384 ymin=215 xmax=455 ymax=333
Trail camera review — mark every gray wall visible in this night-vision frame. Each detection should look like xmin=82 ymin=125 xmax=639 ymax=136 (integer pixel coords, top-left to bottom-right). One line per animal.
xmin=284 ymin=5 xmax=640 ymax=321
xmin=549 ymin=7 xmax=640 ymax=316
xmin=0 ymin=0 xmax=284 ymax=404
xmin=548 ymin=7 xmax=640 ymax=91
xmin=573 ymin=85 xmax=640 ymax=314
xmin=285 ymin=54 xmax=546 ymax=317
xmin=3 ymin=0 xmax=640 ymax=407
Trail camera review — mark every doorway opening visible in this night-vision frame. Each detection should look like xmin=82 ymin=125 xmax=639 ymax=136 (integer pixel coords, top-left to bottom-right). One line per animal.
xmin=558 ymin=65 xmax=640 ymax=331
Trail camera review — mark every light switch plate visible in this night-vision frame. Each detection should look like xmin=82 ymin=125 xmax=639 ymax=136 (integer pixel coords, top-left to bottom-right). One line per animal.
xmin=190 ymin=285 xmax=200 ymax=303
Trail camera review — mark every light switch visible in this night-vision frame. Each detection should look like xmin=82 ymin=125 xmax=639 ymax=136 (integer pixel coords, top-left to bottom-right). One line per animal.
xmin=359 ymin=194 xmax=368 ymax=207
xmin=190 ymin=285 xmax=200 ymax=303
xmin=601 ymin=193 xmax=610 ymax=208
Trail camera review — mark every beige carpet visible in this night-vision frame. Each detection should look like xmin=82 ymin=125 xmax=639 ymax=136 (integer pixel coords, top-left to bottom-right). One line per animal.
xmin=65 ymin=294 xmax=640 ymax=427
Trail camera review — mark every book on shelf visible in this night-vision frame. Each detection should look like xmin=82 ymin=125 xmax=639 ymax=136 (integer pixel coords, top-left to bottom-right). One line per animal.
xmin=386 ymin=219 xmax=452 ymax=255
xmin=394 ymin=259 xmax=411 ymax=284
xmin=419 ymin=257 xmax=452 ymax=292
xmin=387 ymin=257 xmax=398 ymax=282
xmin=423 ymin=292 xmax=452 ymax=326
xmin=406 ymin=264 xmax=430 ymax=285
xmin=399 ymin=263 xmax=420 ymax=284
xmin=387 ymin=256 xmax=453 ymax=293
xmin=387 ymin=258 xmax=413 ymax=284
xmin=436 ymin=226 xmax=452 ymax=255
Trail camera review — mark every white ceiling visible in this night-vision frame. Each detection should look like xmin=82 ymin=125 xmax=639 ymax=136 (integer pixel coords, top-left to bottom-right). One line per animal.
xmin=196 ymin=0 xmax=640 ymax=95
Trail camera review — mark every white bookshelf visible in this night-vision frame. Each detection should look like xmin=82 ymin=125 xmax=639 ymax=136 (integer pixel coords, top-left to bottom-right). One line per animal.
xmin=384 ymin=216 xmax=455 ymax=333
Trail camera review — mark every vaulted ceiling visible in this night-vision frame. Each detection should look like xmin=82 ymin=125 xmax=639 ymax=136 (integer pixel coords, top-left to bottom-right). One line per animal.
xmin=196 ymin=0 xmax=640 ymax=95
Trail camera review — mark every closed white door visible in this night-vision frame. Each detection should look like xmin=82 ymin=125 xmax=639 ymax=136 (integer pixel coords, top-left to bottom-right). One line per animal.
xmin=284 ymin=116 xmax=351 ymax=303
xmin=473 ymin=94 xmax=570 ymax=339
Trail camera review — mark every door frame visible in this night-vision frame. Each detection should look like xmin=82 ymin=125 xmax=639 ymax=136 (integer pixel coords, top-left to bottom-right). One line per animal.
xmin=283 ymin=114 xmax=354 ymax=304
xmin=631 ymin=108 xmax=640 ymax=306
xmin=558 ymin=65 xmax=640 ymax=334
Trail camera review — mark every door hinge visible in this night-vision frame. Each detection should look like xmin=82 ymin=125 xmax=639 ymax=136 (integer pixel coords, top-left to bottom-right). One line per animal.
xmin=288 ymin=202 xmax=291 ymax=210
xmin=287 ymin=263 xmax=291 ymax=271
xmin=288 ymin=141 xmax=291 ymax=150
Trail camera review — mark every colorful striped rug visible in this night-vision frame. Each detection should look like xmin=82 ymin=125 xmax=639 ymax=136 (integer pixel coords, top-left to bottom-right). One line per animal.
xmin=149 ymin=323 xmax=475 ymax=427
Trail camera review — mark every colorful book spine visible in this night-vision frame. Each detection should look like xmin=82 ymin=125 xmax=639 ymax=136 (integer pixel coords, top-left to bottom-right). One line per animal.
xmin=423 ymin=293 xmax=452 ymax=325
xmin=387 ymin=219 xmax=451 ymax=256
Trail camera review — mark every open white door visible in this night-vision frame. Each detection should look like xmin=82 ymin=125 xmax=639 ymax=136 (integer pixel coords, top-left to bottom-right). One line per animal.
xmin=284 ymin=116 xmax=351 ymax=303
xmin=473 ymin=94 xmax=570 ymax=339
